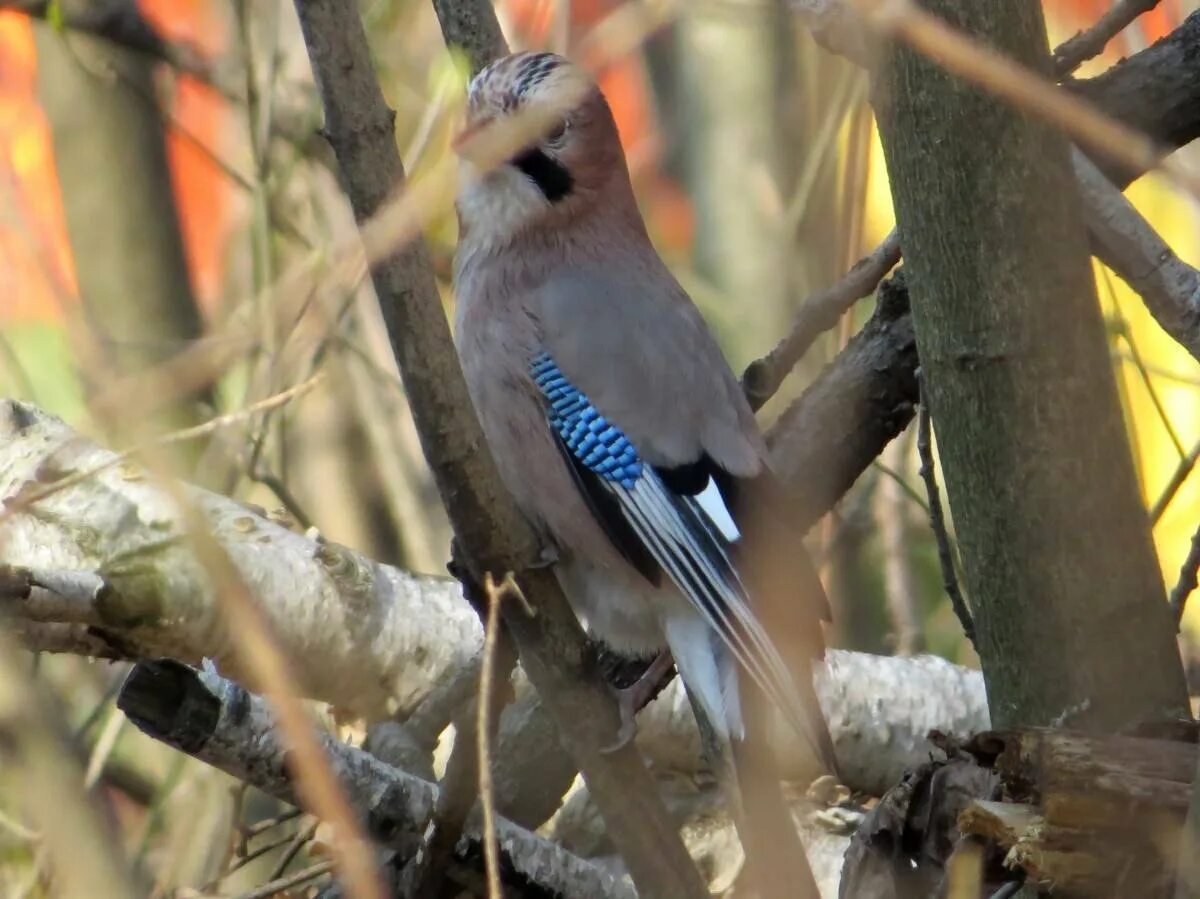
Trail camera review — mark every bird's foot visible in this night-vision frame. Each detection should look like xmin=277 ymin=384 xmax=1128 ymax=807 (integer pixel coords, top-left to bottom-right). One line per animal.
xmin=600 ymin=650 xmax=675 ymax=754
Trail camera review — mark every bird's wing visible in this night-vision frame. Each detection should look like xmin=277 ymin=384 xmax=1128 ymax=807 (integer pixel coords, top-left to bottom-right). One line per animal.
xmin=533 ymin=267 xmax=763 ymax=475
xmin=529 ymin=348 xmax=828 ymax=758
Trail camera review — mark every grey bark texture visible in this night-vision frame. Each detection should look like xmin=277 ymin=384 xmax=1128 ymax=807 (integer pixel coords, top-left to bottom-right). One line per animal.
xmin=0 ymin=397 xmax=988 ymax=800
xmin=117 ymin=660 xmax=635 ymax=899
xmin=873 ymin=0 xmax=1189 ymax=731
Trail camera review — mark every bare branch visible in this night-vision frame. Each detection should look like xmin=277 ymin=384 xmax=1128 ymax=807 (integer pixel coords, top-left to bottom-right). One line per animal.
xmin=742 ymin=230 xmax=901 ymax=412
xmin=1052 ymin=0 xmax=1162 ymax=76
xmin=1169 ymin=524 xmax=1200 ymax=628
xmin=430 ymin=0 xmax=508 ymax=75
xmin=0 ymin=397 xmax=989 ymax=797
xmin=1074 ymin=150 xmax=1200 ymax=363
xmin=1 ymin=0 xmax=235 ymax=96
xmin=768 ymin=274 xmax=919 ymax=532
xmin=916 ymin=398 xmax=974 ymax=644
xmin=1067 ymin=9 xmax=1200 ymax=186
xmin=117 ymin=660 xmax=634 ymax=899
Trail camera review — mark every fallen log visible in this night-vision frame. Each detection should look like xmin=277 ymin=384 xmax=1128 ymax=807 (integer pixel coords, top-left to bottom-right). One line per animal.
xmin=959 ymin=726 xmax=1197 ymax=897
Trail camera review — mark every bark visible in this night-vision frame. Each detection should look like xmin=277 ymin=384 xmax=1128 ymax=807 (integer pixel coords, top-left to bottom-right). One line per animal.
xmin=430 ymin=0 xmax=508 ymax=76
xmin=768 ymin=274 xmax=918 ymax=531
xmin=32 ymin=1 xmax=208 ymax=438
xmin=873 ymin=0 xmax=1188 ymax=732
xmin=117 ymin=660 xmax=635 ymax=899
xmin=1067 ymin=9 xmax=1200 ymax=188
xmin=959 ymin=727 xmax=1199 ymax=897
xmin=0 ymin=398 xmax=988 ymax=796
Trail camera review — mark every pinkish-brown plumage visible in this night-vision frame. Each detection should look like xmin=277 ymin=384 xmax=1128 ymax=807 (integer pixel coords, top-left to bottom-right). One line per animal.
xmin=452 ymin=52 xmax=833 ymax=774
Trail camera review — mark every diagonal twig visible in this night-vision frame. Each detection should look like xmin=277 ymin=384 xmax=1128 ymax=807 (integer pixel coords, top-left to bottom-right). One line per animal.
xmin=478 ymin=572 xmax=524 ymax=898
xmin=847 ymin=0 xmax=1200 ymax=199
xmin=1169 ymin=523 xmax=1200 ymax=628
xmin=915 ymin=388 xmax=974 ymax=644
xmin=1074 ymin=150 xmax=1200 ymax=364
xmin=1052 ymin=0 xmax=1162 ymax=76
xmin=742 ymin=229 xmax=902 ymax=411
xmin=0 ymin=0 xmax=235 ymax=96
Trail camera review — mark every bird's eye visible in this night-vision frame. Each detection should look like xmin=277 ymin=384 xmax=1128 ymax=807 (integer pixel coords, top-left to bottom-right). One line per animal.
xmin=545 ymin=120 xmax=569 ymax=146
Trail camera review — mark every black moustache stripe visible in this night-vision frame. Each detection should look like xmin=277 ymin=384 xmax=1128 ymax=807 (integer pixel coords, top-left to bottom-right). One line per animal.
xmin=512 ymin=148 xmax=574 ymax=203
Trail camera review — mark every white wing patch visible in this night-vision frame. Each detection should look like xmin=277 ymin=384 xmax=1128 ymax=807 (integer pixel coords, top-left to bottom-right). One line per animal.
xmin=695 ymin=478 xmax=741 ymax=542
xmin=611 ymin=471 xmax=815 ymax=747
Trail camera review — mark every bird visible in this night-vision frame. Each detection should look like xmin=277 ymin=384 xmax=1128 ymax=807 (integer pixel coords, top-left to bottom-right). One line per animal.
xmin=451 ymin=50 xmax=835 ymax=777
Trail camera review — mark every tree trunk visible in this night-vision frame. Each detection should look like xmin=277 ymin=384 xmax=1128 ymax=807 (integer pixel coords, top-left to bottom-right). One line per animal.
xmin=33 ymin=1 xmax=208 ymax=442
xmin=873 ymin=0 xmax=1188 ymax=731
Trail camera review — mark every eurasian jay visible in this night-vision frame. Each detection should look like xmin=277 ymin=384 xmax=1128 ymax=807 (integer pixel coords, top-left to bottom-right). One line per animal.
xmin=452 ymin=51 xmax=835 ymax=775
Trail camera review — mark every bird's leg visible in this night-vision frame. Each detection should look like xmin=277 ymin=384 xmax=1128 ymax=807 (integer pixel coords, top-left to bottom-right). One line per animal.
xmin=602 ymin=650 xmax=676 ymax=753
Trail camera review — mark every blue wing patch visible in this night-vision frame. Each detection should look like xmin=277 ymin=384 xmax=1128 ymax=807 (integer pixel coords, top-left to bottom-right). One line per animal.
xmin=530 ymin=352 xmax=643 ymax=489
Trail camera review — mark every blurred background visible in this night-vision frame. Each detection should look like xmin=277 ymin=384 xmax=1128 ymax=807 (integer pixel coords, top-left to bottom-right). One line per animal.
xmin=0 ymin=0 xmax=1196 ymax=894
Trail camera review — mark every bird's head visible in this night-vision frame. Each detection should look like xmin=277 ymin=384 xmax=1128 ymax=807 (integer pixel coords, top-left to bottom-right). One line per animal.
xmin=453 ymin=52 xmax=631 ymax=247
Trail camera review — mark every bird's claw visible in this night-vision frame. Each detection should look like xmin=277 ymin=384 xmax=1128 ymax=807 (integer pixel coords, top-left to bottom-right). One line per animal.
xmin=600 ymin=688 xmax=640 ymax=754
xmin=599 ymin=650 xmax=675 ymax=754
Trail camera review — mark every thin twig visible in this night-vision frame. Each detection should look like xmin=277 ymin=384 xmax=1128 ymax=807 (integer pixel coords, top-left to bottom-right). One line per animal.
xmin=0 ymin=809 xmax=37 ymax=844
xmin=916 ymin=395 xmax=974 ymax=644
xmin=1103 ymin=276 xmax=1189 ymax=459
xmin=742 ymin=229 xmax=901 ymax=411
xmin=0 ymin=0 xmax=233 ymax=95
xmin=1150 ymin=438 xmax=1200 ymax=525
xmin=1 ymin=374 xmax=323 ymax=520
xmin=479 ymin=572 xmax=523 ymax=898
xmin=242 ymin=808 xmax=304 ymax=843
xmin=404 ymin=547 xmax=515 ymax=898
xmin=1169 ymin=524 xmax=1200 ymax=628
xmin=1052 ymin=0 xmax=1162 ymax=75
xmin=876 ymin=428 xmax=923 ymax=655
xmin=267 ymin=817 xmax=319 ymax=881
xmin=234 ymin=860 xmax=335 ymax=899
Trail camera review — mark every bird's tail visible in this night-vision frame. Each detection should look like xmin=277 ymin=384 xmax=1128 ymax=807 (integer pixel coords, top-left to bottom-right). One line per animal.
xmin=664 ymin=616 xmax=823 ymax=899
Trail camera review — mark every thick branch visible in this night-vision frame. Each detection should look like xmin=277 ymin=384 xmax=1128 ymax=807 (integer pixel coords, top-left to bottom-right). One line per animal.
xmin=1068 ymin=9 xmax=1200 ymax=187
xmin=0 ymin=398 xmax=988 ymax=796
xmin=1052 ymin=0 xmax=1161 ymax=76
xmin=768 ymin=274 xmax=918 ymax=531
xmin=117 ymin=660 xmax=633 ymax=899
xmin=1074 ymin=150 xmax=1200 ymax=361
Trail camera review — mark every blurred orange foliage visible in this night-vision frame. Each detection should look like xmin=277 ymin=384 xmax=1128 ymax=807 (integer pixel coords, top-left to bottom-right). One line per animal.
xmin=0 ymin=1 xmax=232 ymax=324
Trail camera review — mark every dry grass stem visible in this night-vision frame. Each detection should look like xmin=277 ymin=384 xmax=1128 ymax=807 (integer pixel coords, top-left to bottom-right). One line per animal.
xmin=1 ymin=373 xmax=324 ymax=521
xmin=477 ymin=571 xmax=525 ymax=897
